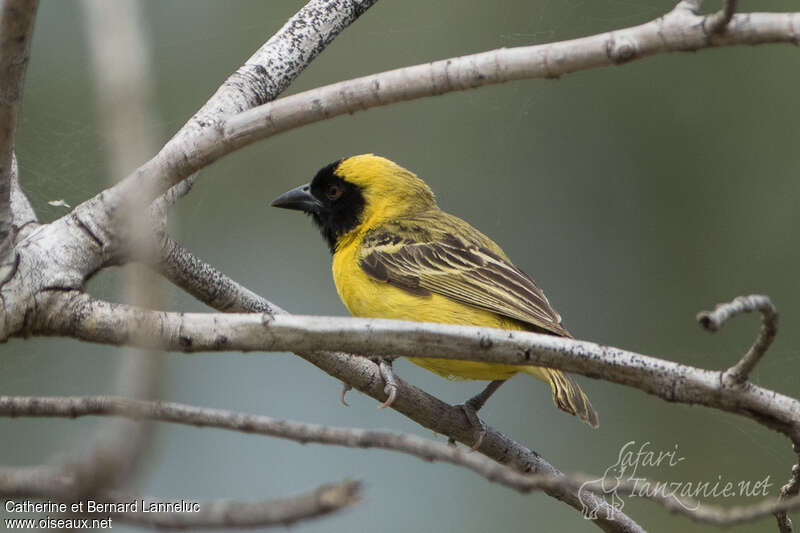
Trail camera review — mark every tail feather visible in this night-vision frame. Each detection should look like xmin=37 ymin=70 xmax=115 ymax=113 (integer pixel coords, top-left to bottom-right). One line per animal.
xmin=523 ymin=367 xmax=599 ymax=428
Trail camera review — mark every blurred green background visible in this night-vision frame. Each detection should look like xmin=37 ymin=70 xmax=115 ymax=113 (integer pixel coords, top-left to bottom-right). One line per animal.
xmin=3 ymin=0 xmax=799 ymax=531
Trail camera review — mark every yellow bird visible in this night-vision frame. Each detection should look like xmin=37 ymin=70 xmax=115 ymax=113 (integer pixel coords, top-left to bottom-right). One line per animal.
xmin=271 ymin=154 xmax=598 ymax=440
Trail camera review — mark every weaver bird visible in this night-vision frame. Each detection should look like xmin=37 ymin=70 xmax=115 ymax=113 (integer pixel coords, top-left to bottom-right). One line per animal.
xmin=271 ymin=154 xmax=598 ymax=445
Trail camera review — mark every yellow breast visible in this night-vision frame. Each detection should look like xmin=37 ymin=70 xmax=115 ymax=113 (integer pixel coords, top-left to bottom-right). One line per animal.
xmin=331 ymin=237 xmax=527 ymax=380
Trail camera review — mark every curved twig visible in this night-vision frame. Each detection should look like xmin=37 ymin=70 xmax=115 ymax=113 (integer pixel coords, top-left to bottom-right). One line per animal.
xmin=698 ymin=295 xmax=779 ymax=384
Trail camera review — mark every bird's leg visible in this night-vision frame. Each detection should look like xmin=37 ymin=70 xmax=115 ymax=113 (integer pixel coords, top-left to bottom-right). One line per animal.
xmin=369 ymin=357 xmax=399 ymax=409
xmin=449 ymin=379 xmax=507 ymax=450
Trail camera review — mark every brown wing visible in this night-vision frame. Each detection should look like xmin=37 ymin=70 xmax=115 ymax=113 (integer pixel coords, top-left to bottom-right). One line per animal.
xmin=360 ymin=225 xmax=570 ymax=337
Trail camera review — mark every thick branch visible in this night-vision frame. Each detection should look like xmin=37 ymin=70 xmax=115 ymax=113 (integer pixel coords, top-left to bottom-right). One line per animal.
xmin=675 ymin=1 xmax=705 ymax=14
xmin=0 ymin=155 xmax=35 ymax=285
xmin=9 ymin=155 xmax=35 ymax=232
xmin=221 ymin=10 xmax=799 ymax=157
xmin=69 ymin=0 xmax=379 ymax=259
xmin=152 ymin=248 xmax=642 ymax=529
xmin=90 ymin=8 xmax=800 ymax=212
xmin=35 ymin=292 xmax=800 ymax=442
xmin=0 ymin=0 xmax=381 ymax=342
xmin=0 ymin=0 xmax=37 ymax=260
xmin=36 ymin=291 xmax=637 ymax=532
xmin=157 ymin=236 xmax=278 ymax=314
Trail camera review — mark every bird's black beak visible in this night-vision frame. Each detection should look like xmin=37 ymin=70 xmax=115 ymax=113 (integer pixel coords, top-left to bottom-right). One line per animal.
xmin=270 ymin=183 xmax=320 ymax=213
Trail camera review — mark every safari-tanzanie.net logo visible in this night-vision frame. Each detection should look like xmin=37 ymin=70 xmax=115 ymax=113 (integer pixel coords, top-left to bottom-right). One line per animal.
xmin=579 ymin=440 xmax=773 ymax=520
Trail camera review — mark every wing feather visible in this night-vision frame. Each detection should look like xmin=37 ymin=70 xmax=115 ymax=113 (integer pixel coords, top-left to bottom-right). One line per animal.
xmin=360 ymin=219 xmax=570 ymax=337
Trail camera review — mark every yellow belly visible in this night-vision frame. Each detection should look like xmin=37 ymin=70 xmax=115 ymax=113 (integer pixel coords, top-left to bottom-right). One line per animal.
xmin=332 ymin=241 xmax=542 ymax=381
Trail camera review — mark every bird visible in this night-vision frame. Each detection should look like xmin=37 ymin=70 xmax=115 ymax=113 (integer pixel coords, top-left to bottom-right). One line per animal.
xmin=271 ymin=154 xmax=598 ymax=445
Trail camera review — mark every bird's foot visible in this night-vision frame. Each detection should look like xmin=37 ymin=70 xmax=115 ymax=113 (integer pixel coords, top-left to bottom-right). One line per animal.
xmin=448 ymin=402 xmax=488 ymax=451
xmin=447 ymin=380 xmax=506 ymax=451
xmin=370 ymin=357 xmax=399 ymax=409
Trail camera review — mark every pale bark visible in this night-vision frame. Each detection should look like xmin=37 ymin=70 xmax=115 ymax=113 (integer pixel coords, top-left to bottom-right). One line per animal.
xmin=0 ymin=0 xmax=37 ymax=261
xmin=2 ymin=0 xmax=799 ymax=531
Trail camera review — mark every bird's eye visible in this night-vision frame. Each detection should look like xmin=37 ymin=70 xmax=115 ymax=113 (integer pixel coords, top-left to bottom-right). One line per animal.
xmin=326 ymin=184 xmax=343 ymax=201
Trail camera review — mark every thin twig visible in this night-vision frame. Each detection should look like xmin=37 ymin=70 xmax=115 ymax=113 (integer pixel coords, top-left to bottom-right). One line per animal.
xmin=706 ymin=0 xmax=738 ymax=33
xmin=698 ymin=295 xmax=779 ymax=384
xmin=0 ymin=394 xmax=572 ymax=492
xmin=2 ymin=395 xmax=800 ymax=526
xmin=0 ymin=470 xmax=361 ymax=529
xmin=776 ymin=447 xmax=800 ymax=533
xmin=111 ymin=482 xmax=361 ymax=529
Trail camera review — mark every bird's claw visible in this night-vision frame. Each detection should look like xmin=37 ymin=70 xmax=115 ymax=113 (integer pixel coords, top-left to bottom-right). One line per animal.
xmin=379 ymin=382 xmax=398 ymax=409
xmin=376 ymin=358 xmax=399 ymax=409
xmin=340 ymin=382 xmax=352 ymax=407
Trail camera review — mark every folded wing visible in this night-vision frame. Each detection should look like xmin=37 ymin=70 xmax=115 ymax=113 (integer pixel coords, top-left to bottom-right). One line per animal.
xmin=360 ymin=222 xmax=571 ymax=337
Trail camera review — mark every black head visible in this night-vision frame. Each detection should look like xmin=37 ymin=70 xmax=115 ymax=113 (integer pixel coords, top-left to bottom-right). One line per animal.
xmin=271 ymin=159 xmax=366 ymax=253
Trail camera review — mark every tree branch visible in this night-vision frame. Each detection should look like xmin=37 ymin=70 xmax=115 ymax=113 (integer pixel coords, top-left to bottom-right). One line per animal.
xmin=221 ymin=9 xmax=799 ymax=164
xmin=157 ymin=236 xmax=278 ymax=314
xmin=0 ymin=394 xmax=591 ymax=494
xmin=45 ymin=0 xmax=166 ymax=505
xmin=70 ymin=0 xmax=379 ymax=249
xmin=706 ymin=0 xmax=738 ymax=33
xmin=0 ymin=0 xmax=381 ymax=341
xmin=0 ymin=468 xmax=361 ymax=529
xmin=2 ymin=394 xmax=800 ymax=527
xmin=110 ymin=482 xmax=361 ymax=529
xmin=5 ymin=1 xmax=796 ymax=531
xmin=698 ymin=294 xmax=779 ymax=384
xmin=8 ymin=155 xmax=35 ymax=232
xmin=88 ymin=6 xmax=799 ymax=212
xmin=776 ymin=449 xmax=800 ymax=533
xmin=35 ymin=292 xmax=800 ymax=442
xmin=674 ymin=0 xmax=705 ymax=14
xmin=0 ymin=0 xmax=37 ymax=261
xmin=34 ymin=290 xmax=640 ymax=532
xmin=150 ymin=247 xmax=644 ymax=529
